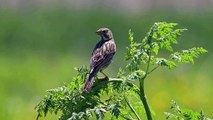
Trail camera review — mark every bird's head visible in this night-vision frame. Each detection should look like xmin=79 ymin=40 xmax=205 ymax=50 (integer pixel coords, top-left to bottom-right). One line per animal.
xmin=96 ymin=28 xmax=113 ymax=41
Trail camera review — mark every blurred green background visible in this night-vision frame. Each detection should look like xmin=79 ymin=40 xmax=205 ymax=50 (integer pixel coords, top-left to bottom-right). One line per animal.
xmin=0 ymin=0 xmax=212 ymax=119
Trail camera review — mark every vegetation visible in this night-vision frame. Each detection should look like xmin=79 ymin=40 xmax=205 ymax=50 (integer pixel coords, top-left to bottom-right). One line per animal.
xmin=0 ymin=5 xmax=212 ymax=120
xmin=165 ymin=100 xmax=212 ymax=120
xmin=35 ymin=22 xmax=208 ymax=119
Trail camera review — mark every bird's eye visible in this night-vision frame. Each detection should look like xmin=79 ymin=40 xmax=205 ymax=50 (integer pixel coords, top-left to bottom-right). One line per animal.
xmin=103 ymin=30 xmax=108 ymax=33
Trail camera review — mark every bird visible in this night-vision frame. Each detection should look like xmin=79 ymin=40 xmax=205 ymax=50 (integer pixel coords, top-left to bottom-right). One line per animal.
xmin=83 ymin=28 xmax=116 ymax=92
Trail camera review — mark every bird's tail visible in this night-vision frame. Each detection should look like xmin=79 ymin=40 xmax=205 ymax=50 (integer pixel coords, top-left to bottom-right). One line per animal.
xmin=83 ymin=75 xmax=95 ymax=92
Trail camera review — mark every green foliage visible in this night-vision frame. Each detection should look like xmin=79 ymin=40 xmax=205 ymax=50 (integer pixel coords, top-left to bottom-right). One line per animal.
xmin=35 ymin=66 xmax=141 ymax=120
xmin=36 ymin=22 xmax=207 ymax=120
xmin=0 ymin=7 xmax=212 ymax=120
xmin=126 ymin=22 xmax=207 ymax=74
xmin=165 ymin=100 xmax=213 ymax=120
xmin=171 ymin=47 xmax=208 ymax=64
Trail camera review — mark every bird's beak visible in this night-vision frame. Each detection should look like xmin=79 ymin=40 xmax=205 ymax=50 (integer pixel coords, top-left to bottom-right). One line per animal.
xmin=96 ymin=31 xmax=101 ymax=35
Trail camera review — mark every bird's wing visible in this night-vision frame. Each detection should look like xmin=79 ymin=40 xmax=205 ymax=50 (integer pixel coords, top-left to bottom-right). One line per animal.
xmin=89 ymin=40 xmax=116 ymax=74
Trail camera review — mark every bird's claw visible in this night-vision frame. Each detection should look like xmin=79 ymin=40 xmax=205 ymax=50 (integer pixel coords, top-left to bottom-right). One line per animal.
xmin=98 ymin=76 xmax=109 ymax=81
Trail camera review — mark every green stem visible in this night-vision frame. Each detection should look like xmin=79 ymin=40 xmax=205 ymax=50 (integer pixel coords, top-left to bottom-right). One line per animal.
xmin=139 ymin=26 xmax=154 ymax=120
xmin=139 ymin=78 xmax=152 ymax=120
xmin=124 ymin=96 xmax=141 ymax=120
xmin=139 ymin=65 xmax=153 ymax=120
xmin=138 ymin=66 xmax=152 ymax=120
xmin=147 ymin=65 xmax=160 ymax=75
xmin=120 ymin=114 xmax=134 ymax=120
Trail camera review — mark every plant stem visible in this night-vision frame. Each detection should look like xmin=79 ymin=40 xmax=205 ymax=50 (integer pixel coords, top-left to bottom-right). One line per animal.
xmin=139 ymin=78 xmax=152 ymax=120
xmin=138 ymin=63 xmax=152 ymax=120
xmin=139 ymin=27 xmax=154 ymax=120
xmin=109 ymin=79 xmax=150 ymax=120
xmin=124 ymin=96 xmax=141 ymax=120
xmin=120 ymin=114 xmax=134 ymax=120
xmin=147 ymin=65 xmax=160 ymax=75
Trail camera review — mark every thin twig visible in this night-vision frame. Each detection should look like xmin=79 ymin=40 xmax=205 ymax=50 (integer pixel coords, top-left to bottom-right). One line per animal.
xmin=147 ymin=65 xmax=160 ymax=75
xmin=120 ymin=114 xmax=134 ymax=120
xmin=109 ymin=78 xmax=123 ymax=81
xmin=124 ymin=96 xmax=141 ymax=120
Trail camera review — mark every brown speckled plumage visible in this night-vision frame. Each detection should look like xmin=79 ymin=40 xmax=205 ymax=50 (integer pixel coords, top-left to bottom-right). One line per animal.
xmin=83 ymin=28 xmax=116 ymax=92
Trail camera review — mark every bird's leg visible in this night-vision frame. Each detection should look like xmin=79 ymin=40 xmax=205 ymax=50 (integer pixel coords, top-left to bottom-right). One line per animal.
xmin=99 ymin=70 xmax=109 ymax=81
xmin=100 ymin=71 xmax=107 ymax=77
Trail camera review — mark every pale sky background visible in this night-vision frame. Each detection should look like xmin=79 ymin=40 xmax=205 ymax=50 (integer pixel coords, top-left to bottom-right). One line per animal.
xmin=1 ymin=0 xmax=213 ymax=12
